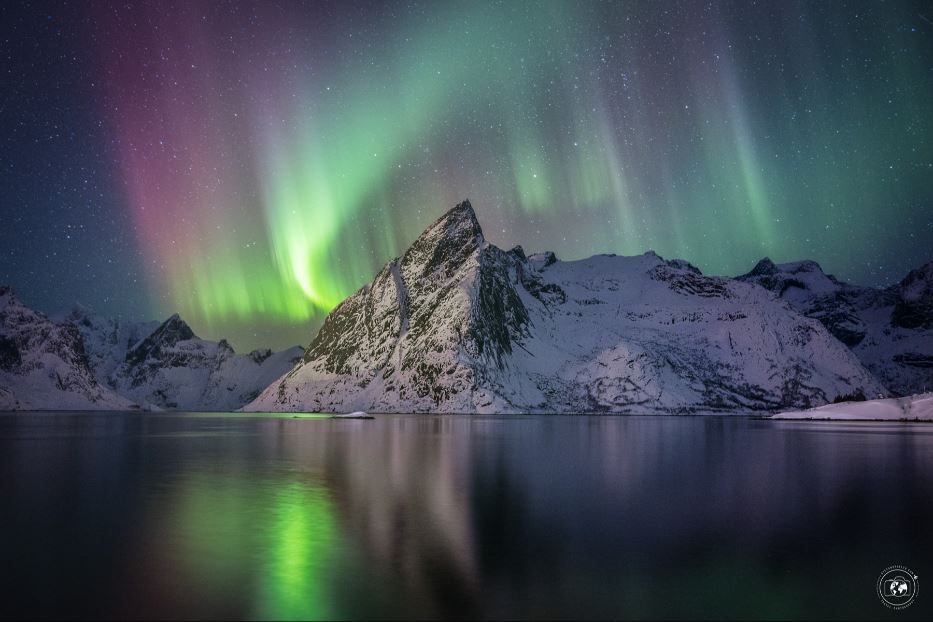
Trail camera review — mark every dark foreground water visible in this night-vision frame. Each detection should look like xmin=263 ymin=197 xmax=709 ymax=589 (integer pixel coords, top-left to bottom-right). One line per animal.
xmin=0 ymin=413 xmax=930 ymax=620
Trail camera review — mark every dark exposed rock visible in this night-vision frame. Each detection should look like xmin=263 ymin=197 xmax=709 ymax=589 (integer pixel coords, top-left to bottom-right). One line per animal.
xmin=665 ymin=258 xmax=702 ymax=275
xmin=507 ymin=245 xmax=527 ymax=261
xmin=403 ymin=199 xmax=483 ymax=278
xmin=249 ymin=348 xmax=273 ymax=364
xmin=468 ymin=247 xmax=530 ymax=364
xmin=892 ymin=262 xmax=933 ymax=330
xmin=125 ymin=314 xmax=196 ymax=366
xmin=0 ymin=335 xmax=21 ymax=371
xmin=893 ymin=352 xmax=933 ymax=368
xmin=653 ymin=264 xmax=730 ymax=298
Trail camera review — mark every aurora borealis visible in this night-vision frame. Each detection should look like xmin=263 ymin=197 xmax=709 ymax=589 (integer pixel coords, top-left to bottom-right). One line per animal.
xmin=2 ymin=1 xmax=932 ymax=350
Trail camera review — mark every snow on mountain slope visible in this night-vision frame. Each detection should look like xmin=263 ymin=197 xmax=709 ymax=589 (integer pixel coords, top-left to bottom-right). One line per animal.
xmin=773 ymin=392 xmax=933 ymax=420
xmin=0 ymin=300 xmax=303 ymax=412
xmin=86 ymin=313 xmax=304 ymax=411
xmin=738 ymin=258 xmax=933 ymax=396
xmin=0 ymin=287 xmax=134 ymax=410
xmin=57 ymin=305 xmax=159 ymax=380
xmin=247 ymin=201 xmax=884 ymax=414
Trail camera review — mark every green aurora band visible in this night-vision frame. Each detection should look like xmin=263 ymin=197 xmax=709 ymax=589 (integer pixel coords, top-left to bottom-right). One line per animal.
xmin=95 ymin=1 xmax=933 ymax=349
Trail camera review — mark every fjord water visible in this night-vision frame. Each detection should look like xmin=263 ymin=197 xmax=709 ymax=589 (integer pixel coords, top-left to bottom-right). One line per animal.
xmin=1 ymin=413 xmax=930 ymax=620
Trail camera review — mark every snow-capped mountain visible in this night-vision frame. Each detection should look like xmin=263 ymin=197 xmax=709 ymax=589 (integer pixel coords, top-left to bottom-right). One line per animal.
xmin=738 ymin=258 xmax=933 ymax=396
xmin=246 ymin=200 xmax=885 ymax=414
xmin=64 ymin=308 xmax=304 ymax=411
xmin=0 ymin=294 xmax=302 ymax=411
xmin=0 ymin=287 xmax=134 ymax=410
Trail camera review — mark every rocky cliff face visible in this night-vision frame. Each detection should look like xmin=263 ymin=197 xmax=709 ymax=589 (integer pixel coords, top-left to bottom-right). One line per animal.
xmin=738 ymin=258 xmax=933 ymax=396
xmin=247 ymin=201 xmax=886 ymax=414
xmin=892 ymin=262 xmax=933 ymax=331
xmin=0 ymin=288 xmax=134 ymax=410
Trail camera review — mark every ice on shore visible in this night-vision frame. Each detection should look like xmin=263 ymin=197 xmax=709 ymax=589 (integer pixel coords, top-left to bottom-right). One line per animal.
xmin=331 ymin=411 xmax=375 ymax=419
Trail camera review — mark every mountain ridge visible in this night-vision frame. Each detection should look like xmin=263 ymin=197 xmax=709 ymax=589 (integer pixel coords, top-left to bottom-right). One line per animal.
xmin=1 ymin=286 xmax=134 ymax=410
xmin=246 ymin=200 xmax=893 ymax=414
xmin=1 ymin=290 xmax=302 ymax=411
xmin=4 ymin=202 xmax=929 ymax=413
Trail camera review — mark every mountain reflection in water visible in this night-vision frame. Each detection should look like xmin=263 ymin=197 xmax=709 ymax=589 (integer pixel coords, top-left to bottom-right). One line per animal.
xmin=0 ymin=413 xmax=931 ymax=620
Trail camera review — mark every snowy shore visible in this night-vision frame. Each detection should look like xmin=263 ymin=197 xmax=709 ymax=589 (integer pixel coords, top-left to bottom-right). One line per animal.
xmin=773 ymin=393 xmax=933 ymax=420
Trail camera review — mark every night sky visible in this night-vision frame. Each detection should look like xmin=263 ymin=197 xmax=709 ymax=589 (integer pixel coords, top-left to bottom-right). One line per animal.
xmin=2 ymin=1 xmax=932 ymax=351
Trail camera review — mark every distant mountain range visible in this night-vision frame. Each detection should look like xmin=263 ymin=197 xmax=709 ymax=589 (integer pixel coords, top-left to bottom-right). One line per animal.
xmin=0 ymin=287 xmax=301 ymax=410
xmin=2 ymin=201 xmax=930 ymax=413
xmin=1 ymin=286 xmax=135 ymax=410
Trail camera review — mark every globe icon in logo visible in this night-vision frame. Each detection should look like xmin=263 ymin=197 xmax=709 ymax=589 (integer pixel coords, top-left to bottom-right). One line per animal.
xmin=887 ymin=578 xmax=910 ymax=597
xmin=877 ymin=566 xmax=918 ymax=610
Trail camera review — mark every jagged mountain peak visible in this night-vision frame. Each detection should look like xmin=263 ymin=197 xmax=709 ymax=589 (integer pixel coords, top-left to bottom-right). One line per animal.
xmin=159 ymin=313 xmax=196 ymax=339
xmin=743 ymin=257 xmax=830 ymax=278
xmin=443 ymin=198 xmax=480 ymax=228
xmin=421 ymin=199 xmax=482 ymax=243
xmin=782 ymin=259 xmax=826 ymax=274
xmin=401 ymin=199 xmax=485 ymax=279
xmin=507 ymin=245 xmax=527 ymax=261
xmin=106 ymin=311 xmax=301 ymax=410
xmin=744 ymin=257 xmax=778 ymax=277
xmin=125 ymin=313 xmax=196 ymax=365
xmin=738 ymin=257 xmax=844 ymax=299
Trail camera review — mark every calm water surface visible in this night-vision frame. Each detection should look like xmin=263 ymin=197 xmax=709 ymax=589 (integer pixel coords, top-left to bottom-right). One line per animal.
xmin=0 ymin=412 xmax=930 ymax=620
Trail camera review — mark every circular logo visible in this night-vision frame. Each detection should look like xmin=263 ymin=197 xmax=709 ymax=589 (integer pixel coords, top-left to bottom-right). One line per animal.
xmin=877 ymin=565 xmax=918 ymax=610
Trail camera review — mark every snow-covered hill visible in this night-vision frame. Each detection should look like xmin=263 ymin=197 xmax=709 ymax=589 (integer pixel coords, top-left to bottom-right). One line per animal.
xmin=247 ymin=201 xmax=885 ymax=414
xmin=773 ymin=392 xmax=933 ymax=420
xmin=738 ymin=258 xmax=933 ymax=396
xmin=0 ymin=287 xmax=134 ymax=410
xmin=64 ymin=309 xmax=303 ymax=411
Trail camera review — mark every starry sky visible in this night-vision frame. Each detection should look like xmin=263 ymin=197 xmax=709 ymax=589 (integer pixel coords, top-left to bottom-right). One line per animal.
xmin=2 ymin=0 xmax=932 ymax=351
